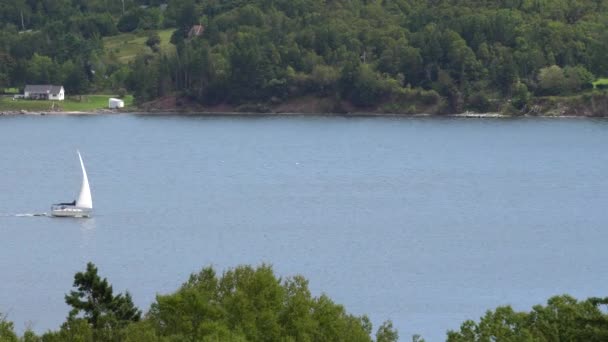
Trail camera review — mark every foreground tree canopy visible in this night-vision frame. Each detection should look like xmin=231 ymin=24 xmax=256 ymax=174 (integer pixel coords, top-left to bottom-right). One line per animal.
xmin=0 ymin=0 xmax=607 ymax=112
xmin=447 ymin=296 xmax=608 ymax=342
xmin=2 ymin=262 xmax=608 ymax=341
xmin=0 ymin=263 xmax=399 ymax=342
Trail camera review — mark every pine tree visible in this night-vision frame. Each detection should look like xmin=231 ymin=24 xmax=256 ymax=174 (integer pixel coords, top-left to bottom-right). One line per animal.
xmin=65 ymin=262 xmax=141 ymax=329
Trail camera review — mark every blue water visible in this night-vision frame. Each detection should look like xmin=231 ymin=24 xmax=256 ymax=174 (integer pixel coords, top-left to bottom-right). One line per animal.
xmin=1 ymin=115 xmax=607 ymax=341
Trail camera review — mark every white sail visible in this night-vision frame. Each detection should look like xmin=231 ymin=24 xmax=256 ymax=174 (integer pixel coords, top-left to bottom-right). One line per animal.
xmin=75 ymin=151 xmax=93 ymax=209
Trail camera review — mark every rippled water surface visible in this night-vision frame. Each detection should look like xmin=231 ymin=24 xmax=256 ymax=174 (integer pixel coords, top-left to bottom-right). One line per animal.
xmin=1 ymin=115 xmax=607 ymax=341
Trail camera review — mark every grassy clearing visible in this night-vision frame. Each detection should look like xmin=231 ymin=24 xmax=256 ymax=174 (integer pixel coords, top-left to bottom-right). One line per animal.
xmin=0 ymin=97 xmax=52 ymax=111
xmin=593 ymin=78 xmax=608 ymax=88
xmin=103 ymin=28 xmax=175 ymax=63
xmin=1 ymin=88 xmax=19 ymax=94
xmin=62 ymin=95 xmax=135 ymax=111
xmin=0 ymin=95 xmax=134 ymax=112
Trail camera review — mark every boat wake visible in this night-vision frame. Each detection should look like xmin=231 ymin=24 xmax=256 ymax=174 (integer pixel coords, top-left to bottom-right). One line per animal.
xmin=0 ymin=213 xmax=49 ymax=217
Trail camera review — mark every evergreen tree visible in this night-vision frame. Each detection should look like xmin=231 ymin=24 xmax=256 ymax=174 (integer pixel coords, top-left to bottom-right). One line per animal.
xmin=65 ymin=262 xmax=141 ymax=329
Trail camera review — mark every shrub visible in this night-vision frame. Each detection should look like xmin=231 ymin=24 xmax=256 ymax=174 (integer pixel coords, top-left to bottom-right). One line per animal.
xmin=511 ymin=81 xmax=531 ymax=109
xmin=564 ymin=65 xmax=594 ymax=91
xmin=538 ymin=65 xmax=565 ymax=95
xmin=419 ymin=89 xmax=441 ymax=105
xmin=500 ymin=102 xmax=521 ymax=116
xmin=467 ymin=93 xmax=491 ymax=112
xmin=145 ymin=32 xmax=161 ymax=49
xmin=117 ymin=88 xmax=127 ymax=98
xmin=117 ymin=11 xmax=141 ymax=32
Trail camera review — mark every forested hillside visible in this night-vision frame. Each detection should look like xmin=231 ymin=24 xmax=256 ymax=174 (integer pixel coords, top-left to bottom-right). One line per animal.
xmin=1 ymin=0 xmax=607 ymax=113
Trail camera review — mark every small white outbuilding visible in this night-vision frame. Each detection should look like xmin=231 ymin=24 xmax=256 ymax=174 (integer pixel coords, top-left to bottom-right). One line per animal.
xmin=108 ymin=98 xmax=124 ymax=109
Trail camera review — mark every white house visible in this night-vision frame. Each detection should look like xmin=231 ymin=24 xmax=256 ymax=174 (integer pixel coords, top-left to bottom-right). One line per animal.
xmin=24 ymin=85 xmax=65 ymax=100
xmin=108 ymin=98 xmax=124 ymax=109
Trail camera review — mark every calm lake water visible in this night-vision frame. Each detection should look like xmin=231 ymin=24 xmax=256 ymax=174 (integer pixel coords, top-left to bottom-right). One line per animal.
xmin=1 ymin=114 xmax=607 ymax=341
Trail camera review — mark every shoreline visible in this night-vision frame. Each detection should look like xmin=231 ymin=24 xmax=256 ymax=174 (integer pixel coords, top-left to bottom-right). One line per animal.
xmin=2 ymin=91 xmax=607 ymax=118
xmin=0 ymin=109 xmax=603 ymax=119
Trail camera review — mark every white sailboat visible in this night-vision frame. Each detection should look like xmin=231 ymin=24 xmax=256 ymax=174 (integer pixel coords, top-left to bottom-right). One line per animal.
xmin=51 ymin=151 xmax=93 ymax=218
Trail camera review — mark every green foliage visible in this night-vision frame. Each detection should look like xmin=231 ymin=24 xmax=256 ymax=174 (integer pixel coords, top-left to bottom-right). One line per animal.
xmin=21 ymin=330 xmax=40 ymax=342
xmin=538 ymin=65 xmax=567 ymax=95
xmin=376 ymin=320 xmax=399 ymax=342
xmin=103 ymin=29 xmax=174 ymax=63
xmin=412 ymin=334 xmax=425 ymax=342
xmin=5 ymin=261 xmax=608 ymax=342
xmin=1 ymin=262 xmax=390 ymax=341
xmin=511 ymin=81 xmax=531 ymax=110
xmin=65 ymin=262 xmax=141 ymax=329
xmin=117 ymin=11 xmax=141 ymax=33
xmin=2 ymin=0 xmax=608 ymax=110
xmin=564 ymin=65 xmax=594 ymax=91
xmin=41 ymin=318 xmax=93 ymax=342
xmin=447 ymin=295 xmax=608 ymax=342
xmin=146 ymin=33 xmax=161 ymax=50
xmin=127 ymin=54 xmax=160 ymax=102
xmin=538 ymin=65 xmax=595 ymax=95
xmin=466 ymin=93 xmax=492 ymax=113
xmin=117 ymin=88 xmax=128 ymax=98
xmin=138 ymin=8 xmax=163 ymax=31
xmin=350 ymin=64 xmax=387 ymax=107
xmin=593 ymin=78 xmax=608 ymax=88
xmin=62 ymin=61 xmax=90 ymax=94
xmin=149 ymin=264 xmax=375 ymax=341
xmin=311 ymin=65 xmax=340 ymax=96
xmin=0 ymin=314 xmax=18 ymax=342
xmin=419 ymin=90 xmax=441 ymax=106
xmin=26 ymin=54 xmax=59 ymax=85
xmin=0 ymin=95 xmax=133 ymax=112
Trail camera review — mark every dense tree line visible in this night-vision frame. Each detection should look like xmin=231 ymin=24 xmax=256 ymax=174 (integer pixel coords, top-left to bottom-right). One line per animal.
xmin=0 ymin=0 xmax=607 ymax=112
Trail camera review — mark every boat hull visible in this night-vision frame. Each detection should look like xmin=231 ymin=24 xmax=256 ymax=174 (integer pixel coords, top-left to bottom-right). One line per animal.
xmin=50 ymin=205 xmax=92 ymax=218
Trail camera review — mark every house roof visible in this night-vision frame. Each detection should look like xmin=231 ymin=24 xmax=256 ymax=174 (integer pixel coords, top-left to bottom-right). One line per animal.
xmin=25 ymin=85 xmax=63 ymax=95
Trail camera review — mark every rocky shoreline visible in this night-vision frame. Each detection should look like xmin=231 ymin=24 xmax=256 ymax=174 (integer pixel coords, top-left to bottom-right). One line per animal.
xmin=2 ymin=92 xmax=608 ymax=118
xmin=0 ymin=109 xmax=118 ymax=116
xmin=0 ymin=109 xmax=601 ymax=118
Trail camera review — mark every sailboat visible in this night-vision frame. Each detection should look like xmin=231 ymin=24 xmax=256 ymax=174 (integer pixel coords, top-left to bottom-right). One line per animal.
xmin=51 ymin=151 xmax=93 ymax=218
